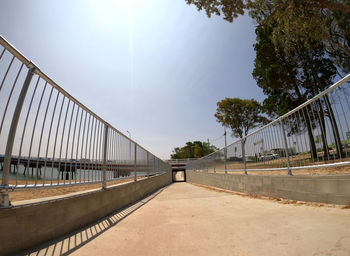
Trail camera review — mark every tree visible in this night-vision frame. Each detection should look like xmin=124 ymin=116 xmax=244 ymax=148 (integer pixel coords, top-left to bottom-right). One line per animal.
xmin=185 ymin=0 xmax=350 ymax=74
xmin=171 ymin=141 xmax=216 ymax=159
xmin=215 ymin=98 xmax=265 ymax=139
xmin=186 ymin=0 xmax=350 ymax=23
xmin=252 ymin=20 xmax=344 ymax=159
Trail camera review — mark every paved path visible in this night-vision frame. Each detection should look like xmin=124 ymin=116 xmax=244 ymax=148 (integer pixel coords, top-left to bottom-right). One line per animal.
xmin=29 ymin=182 xmax=350 ymax=256
xmin=69 ymin=182 xmax=350 ymax=256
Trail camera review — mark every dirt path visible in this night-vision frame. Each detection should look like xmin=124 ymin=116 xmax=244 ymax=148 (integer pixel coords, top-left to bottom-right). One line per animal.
xmin=30 ymin=182 xmax=349 ymax=256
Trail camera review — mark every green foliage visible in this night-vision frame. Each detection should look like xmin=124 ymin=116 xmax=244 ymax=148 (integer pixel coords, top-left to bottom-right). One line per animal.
xmin=171 ymin=141 xmax=217 ymax=159
xmin=185 ymin=0 xmax=350 ymax=74
xmin=214 ymin=98 xmax=265 ymax=138
xmin=252 ymin=21 xmax=337 ymax=119
xmin=185 ymin=0 xmax=252 ymax=22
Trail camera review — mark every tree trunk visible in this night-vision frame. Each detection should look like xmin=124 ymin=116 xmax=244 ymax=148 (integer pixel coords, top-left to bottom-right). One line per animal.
xmin=324 ymin=94 xmax=344 ymax=158
xmin=302 ymin=106 xmax=318 ymax=160
xmin=293 ymin=85 xmax=318 ymax=160
xmin=316 ymin=99 xmax=330 ymax=159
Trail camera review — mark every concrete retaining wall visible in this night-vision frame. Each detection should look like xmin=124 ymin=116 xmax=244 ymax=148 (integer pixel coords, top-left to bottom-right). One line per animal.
xmin=0 ymin=172 xmax=172 ymax=256
xmin=187 ymin=170 xmax=350 ymax=205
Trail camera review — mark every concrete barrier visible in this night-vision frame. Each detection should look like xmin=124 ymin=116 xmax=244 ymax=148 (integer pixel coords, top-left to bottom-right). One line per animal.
xmin=187 ymin=170 xmax=350 ymax=205
xmin=0 ymin=172 xmax=172 ymax=256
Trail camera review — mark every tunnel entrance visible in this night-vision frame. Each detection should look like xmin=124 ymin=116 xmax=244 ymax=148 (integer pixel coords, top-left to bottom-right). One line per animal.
xmin=172 ymin=170 xmax=186 ymax=182
xmin=168 ymin=161 xmax=187 ymax=182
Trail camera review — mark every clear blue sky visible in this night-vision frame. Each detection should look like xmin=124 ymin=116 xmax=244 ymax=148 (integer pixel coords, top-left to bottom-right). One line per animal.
xmin=0 ymin=0 xmax=265 ymax=159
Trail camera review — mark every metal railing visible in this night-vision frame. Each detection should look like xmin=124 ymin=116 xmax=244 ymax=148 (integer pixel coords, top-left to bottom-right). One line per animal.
xmin=0 ymin=35 xmax=171 ymax=207
xmin=166 ymin=158 xmax=199 ymax=164
xmin=187 ymin=74 xmax=350 ymax=175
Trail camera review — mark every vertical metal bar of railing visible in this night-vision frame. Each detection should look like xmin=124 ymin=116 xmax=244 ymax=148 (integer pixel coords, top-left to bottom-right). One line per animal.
xmin=57 ymin=100 xmax=71 ymax=183
xmin=0 ymin=56 xmax=15 ymax=91
xmin=152 ymin=154 xmax=155 ymax=175
xmin=70 ymin=106 xmax=80 ymax=184
xmin=16 ymin=75 xmax=40 ymax=186
xmin=94 ymin=121 xmax=101 ymax=182
xmin=24 ymin=77 xmax=40 ymax=183
xmin=1 ymin=67 xmax=36 ymax=208
xmin=0 ymin=63 xmax=24 ymax=135
xmin=134 ymin=144 xmax=137 ymax=182
xmin=102 ymin=124 xmax=108 ymax=189
xmin=242 ymin=139 xmax=247 ymax=175
xmin=64 ymin=102 xmax=75 ymax=184
xmin=39 ymin=87 xmax=54 ymax=186
xmin=224 ymin=128 xmax=227 ymax=174
xmin=0 ymin=48 xmax=6 ymax=61
xmin=147 ymin=151 xmax=149 ymax=178
xmin=280 ymin=120 xmax=292 ymax=176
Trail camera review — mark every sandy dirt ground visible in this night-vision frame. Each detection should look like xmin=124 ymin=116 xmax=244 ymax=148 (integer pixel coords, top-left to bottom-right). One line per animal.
xmin=209 ymin=165 xmax=350 ymax=176
xmin=25 ymin=182 xmax=350 ymax=256
xmin=5 ymin=177 xmax=146 ymax=202
xmin=208 ymin=152 xmax=350 ymax=174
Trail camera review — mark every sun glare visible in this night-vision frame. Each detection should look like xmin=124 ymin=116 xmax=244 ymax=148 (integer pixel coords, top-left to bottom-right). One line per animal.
xmin=87 ymin=0 xmax=133 ymax=30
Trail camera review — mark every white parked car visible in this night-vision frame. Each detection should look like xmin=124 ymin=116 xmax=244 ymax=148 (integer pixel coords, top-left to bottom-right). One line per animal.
xmin=259 ymin=153 xmax=279 ymax=161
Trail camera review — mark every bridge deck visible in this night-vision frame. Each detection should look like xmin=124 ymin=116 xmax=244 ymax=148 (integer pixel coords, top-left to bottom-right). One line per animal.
xmin=27 ymin=183 xmax=350 ymax=256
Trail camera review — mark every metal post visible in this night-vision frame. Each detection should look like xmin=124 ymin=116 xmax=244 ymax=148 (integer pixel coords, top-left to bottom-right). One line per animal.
xmin=0 ymin=67 xmax=36 ymax=208
xmin=280 ymin=120 xmax=292 ymax=176
xmin=134 ymin=143 xmax=137 ymax=182
xmin=224 ymin=128 xmax=227 ymax=174
xmin=242 ymin=139 xmax=247 ymax=175
xmin=102 ymin=124 xmax=108 ymax=189
xmin=147 ymin=151 xmax=149 ymax=178
xmin=1 ymin=67 xmax=36 ymax=208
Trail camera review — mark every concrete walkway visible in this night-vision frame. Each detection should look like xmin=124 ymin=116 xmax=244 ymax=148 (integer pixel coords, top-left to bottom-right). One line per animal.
xmin=66 ymin=182 xmax=350 ymax=256
xmin=27 ymin=182 xmax=350 ymax=256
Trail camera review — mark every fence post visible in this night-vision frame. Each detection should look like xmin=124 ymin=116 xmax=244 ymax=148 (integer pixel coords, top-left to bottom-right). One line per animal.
xmin=0 ymin=67 xmax=36 ymax=208
xmin=280 ymin=120 xmax=292 ymax=176
xmin=242 ymin=139 xmax=247 ymax=175
xmin=102 ymin=124 xmax=108 ymax=189
xmin=153 ymin=156 xmax=155 ymax=176
xmin=134 ymin=143 xmax=137 ymax=182
xmin=147 ymin=151 xmax=149 ymax=178
xmin=224 ymin=148 xmax=227 ymax=174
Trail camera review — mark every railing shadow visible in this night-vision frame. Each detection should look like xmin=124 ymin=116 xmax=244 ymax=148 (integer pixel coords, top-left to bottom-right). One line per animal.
xmin=16 ymin=186 xmax=169 ymax=256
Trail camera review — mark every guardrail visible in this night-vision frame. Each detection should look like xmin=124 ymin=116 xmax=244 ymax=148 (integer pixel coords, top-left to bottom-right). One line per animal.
xmin=0 ymin=35 xmax=171 ymax=207
xmin=187 ymin=74 xmax=350 ymax=175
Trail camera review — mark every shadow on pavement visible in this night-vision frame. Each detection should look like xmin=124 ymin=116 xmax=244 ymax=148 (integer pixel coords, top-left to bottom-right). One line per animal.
xmin=16 ymin=185 xmax=171 ymax=256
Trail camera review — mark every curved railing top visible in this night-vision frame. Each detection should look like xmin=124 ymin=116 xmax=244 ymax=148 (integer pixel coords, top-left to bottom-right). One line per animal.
xmin=197 ymin=73 xmax=350 ymax=161
xmin=0 ymin=35 xmax=155 ymax=156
